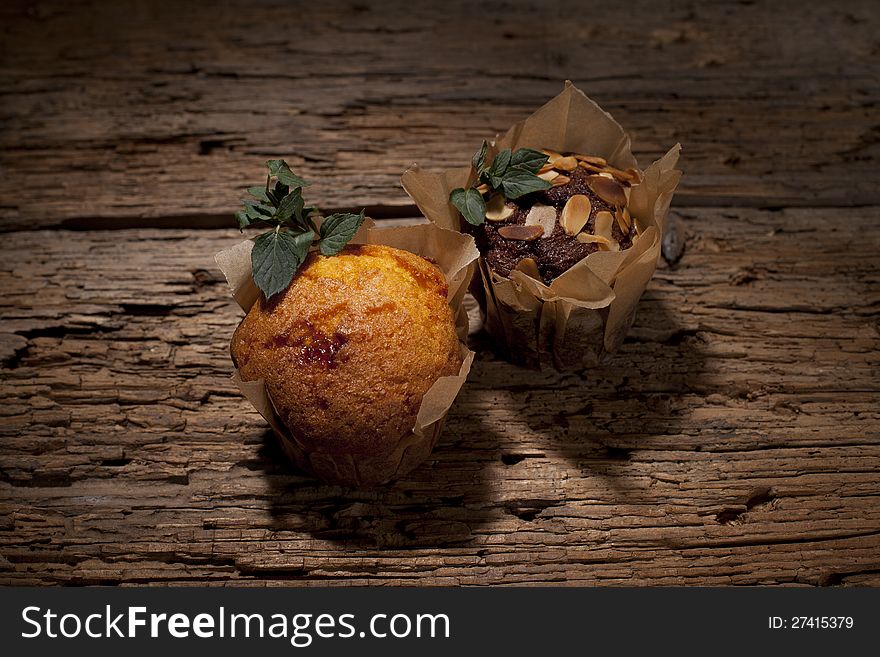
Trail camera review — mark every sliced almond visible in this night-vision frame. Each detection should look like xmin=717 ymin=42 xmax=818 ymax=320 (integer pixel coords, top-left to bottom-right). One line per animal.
xmin=514 ymin=257 xmax=541 ymax=280
xmin=538 ymin=161 xmax=556 ymax=174
xmin=598 ymin=171 xmax=615 ymax=180
xmin=599 ymin=165 xmax=630 ymax=182
xmin=554 ymin=155 xmax=578 ymax=172
xmin=540 ymin=149 xmax=563 ymax=165
xmin=525 ymin=204 xmax=557 ymax=238
xmin=599 ymin=239 xmax=621 ymax=252
xmin=476 ymin=183 xmax=490 ymax=195
xmin=560 ymin=194 xmax=592 ymax=236
xmin=624 ymin=168 xmax=642 ymax=184
xmin=498 ymin=224 xmax=544 ymax=241
xmin=574 ymin=154 xmax=607 ymax=166
xmin=578 ymin=160 xmax=604 ymax=172
xmin=576 ymin=233 xmax=611 ymax=245
xmin=485 ymin=194 xmax=514 ymax=221
xmin=587 ymin=175 xmax=627 ymax=206
xmin=538 ymin=169 xmax=559 ymax=182
xmin=551 ymin=174 xmax=571 ymax=187
xmin=615 ymin=206 xmax=630 ymax=233
xmin=602 ymin=165 xmax=642 ymax=185
xmin=594 ymin=210 xmax=614 ymax=241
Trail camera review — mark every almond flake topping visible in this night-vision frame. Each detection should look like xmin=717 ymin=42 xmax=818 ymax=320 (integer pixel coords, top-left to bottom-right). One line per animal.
xmin=525 ymin=204 xmax=557 ymax=239
xmin=485 ymin=194 xmax=514 ymax=221
xmin=560 ymin=195 xmax=592 ymax=236
xmin=498 ymin=224 xmax=544 ymax=241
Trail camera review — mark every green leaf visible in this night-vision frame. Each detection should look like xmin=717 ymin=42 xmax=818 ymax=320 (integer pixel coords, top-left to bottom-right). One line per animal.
xmin=251 ymin=228 xmax=315 ymax=299
xmin=235 ymin=210 xmax=251 ymax=231
xmin=251 ymin=230 xmax=299 ymax=298
xmin=241 ymin=199 xmax=272 ymax=214
xmin=266 ymin=181 xmax=290 ymax=207
xmin=501 ymin=167 xmax=552 ymax=199
xmin=450 ymin=187 xmax=487 ymax=225
xmin=275 ymin=189 xmax=304 ymax=223
xmin=489 ymin=149 xmax=511 ymax=177
xmin=241 ymin=199 xmax=275 ymax=222
xmin=472 ymin=140 xmax=489 ymax=172
xmin=266 ymin=159 xmax=310 ymax=189
xmin=318 ymin=210 xmax=366 ymax=256
xmin=486 ymin=149 xmax=510 ymax=189
xmin=244 ymin=209 xmax=269 ymax=225
xmin=247 ymin=186 xmax=270 ymax=202
xmin=290 ymin=228 xmax=315 ymax=265
xmin=510 ymin=148 xmax=549 ymax=174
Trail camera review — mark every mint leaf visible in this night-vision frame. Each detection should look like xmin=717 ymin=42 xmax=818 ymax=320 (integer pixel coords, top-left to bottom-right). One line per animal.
xmin=235 ymin=161 xmax=364 ymax=296
xmin=486 ymin=149 xmax=511 ymax=188
xmin=266 ymin=181 xmax=290 ymax=207
xmin=510 ymin=148 xmax=549 ymax=174
xmin=290 ymin=228 xmax=315 ymax=265
xmin=235 ymin=210 xmax=251 ymax=231
xmin=266 ymin=159 xmax=310 ymax=189
xmin=464 ymin=145 xmax=549 ymax=201
xmin=319 ymin=210 xmax=365 ymax=256
xmin=489 ymin=149 xmax=511 ymax=176
xmin=472 ymin=140 xmax=489 ymax=171
xmin=275 ymin=189 xmax=304 ymax=223
xmin=450 ymin=187 xmax=487 ymax=225
xmin=247 ymin=186 xmax=270 ymax=203
xmin=252 ymin=229 xmax=302 ymax=298
xmin=501 ymin=167 xmax=552 ymax=199
xmin=241 ymin=199 xmax=275 ymax=222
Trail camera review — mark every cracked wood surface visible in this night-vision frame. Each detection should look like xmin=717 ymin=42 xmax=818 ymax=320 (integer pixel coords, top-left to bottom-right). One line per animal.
xmin=1 ymin=0 xmax=879 ymax=230
xmin=1 ymin=207 xmax=879 ymax=585
xmin=1 ymin=0 xmax=879 ymax=586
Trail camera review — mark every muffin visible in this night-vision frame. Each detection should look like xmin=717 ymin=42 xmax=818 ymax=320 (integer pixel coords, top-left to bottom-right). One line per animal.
xmin=231 ymin=243 xmax=463 ymax=460
xmin=401 ymin=81 xmax=682 ymax=370
xmin=471 ymin=152 xmax=642 ymax=284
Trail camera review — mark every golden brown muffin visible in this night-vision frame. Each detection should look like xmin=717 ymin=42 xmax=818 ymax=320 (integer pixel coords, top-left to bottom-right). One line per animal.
xmin=231 ymin=244 xmax=462 ymax=458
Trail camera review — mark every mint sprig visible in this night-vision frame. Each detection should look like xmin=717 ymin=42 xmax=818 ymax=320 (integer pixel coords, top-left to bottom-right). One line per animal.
xmin=236 ymin=160 xmax=366 ymax=299
xmin=450 ymin=188 xmax=486 ymax=228
xmin=450 ymin=141 xmax=551 ymax=225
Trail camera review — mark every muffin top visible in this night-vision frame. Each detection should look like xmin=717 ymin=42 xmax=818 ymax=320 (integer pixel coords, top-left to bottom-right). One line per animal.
xmin=468 ymin=152 xmax=640 ymax=284
xmin=231 ymin=244 xmax=462 ymax=456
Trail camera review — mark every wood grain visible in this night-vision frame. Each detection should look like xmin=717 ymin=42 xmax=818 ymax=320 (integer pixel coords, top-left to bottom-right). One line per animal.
xmin=1 ymin=0 xmax=878 ymax=587
xmin=1 ymin=0 xmax=879 ymax=230
xmin=1 ymin=206 xmax=878 ymax=585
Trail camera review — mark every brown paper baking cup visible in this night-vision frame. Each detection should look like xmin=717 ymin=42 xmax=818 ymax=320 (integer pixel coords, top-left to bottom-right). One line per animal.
xmin=402 ymin=81 xmax=682 ymax=370
xmin=215 ymin=220 xmax=480 ymax=488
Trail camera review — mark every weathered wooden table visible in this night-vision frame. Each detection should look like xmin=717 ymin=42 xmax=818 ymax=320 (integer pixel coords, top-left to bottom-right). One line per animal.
xmin=1 ymin=0 xmax=878 ymax=586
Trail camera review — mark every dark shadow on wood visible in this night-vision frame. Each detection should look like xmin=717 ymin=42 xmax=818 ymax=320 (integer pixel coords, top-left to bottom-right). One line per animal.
xmin=255 ymin=409 xmax=496 ymax=548
xmin=48 ymin=205 xmax=420 ymax=232
xmin=475 ymin=295 xmax=711 ymax=506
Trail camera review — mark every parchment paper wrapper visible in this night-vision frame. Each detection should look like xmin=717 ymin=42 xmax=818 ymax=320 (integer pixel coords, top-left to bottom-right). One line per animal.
xmin=214 ymin=220 xmax=479 ymax=488
xmin=402 ymin=81 xmax=682 ymax=369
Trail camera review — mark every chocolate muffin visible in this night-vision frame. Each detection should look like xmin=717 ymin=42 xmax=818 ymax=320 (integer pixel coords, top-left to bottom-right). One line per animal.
xmin=470 ymin=151 xmax=642 ymax=284
xmin=230 ymin=244 xmax=463 ymax=458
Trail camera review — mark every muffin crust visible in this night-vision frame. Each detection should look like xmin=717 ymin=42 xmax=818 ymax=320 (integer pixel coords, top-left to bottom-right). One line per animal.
xmin=231 ymin=244 xmax=462 ymax=456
